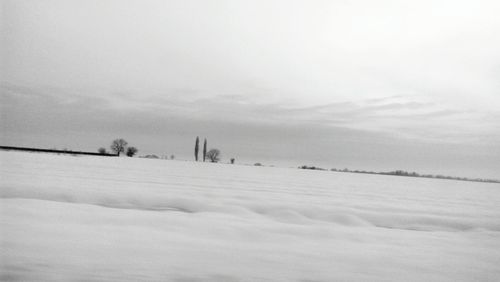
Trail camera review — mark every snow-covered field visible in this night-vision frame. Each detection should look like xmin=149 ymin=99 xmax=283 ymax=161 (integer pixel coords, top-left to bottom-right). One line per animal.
xmin=1 ymin=151 xmax=499 ymax=282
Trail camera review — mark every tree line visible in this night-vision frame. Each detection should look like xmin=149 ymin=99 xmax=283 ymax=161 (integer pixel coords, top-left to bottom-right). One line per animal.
xmin=96 ymin=137 xmax=237 ymax=164
xmin=97 ymin=137 xmax=233 ymax=163
xmin=98 ymin=138 xmax=137 ymax=157
xmin=194 ymin=136 xmax=223 ymax=163
xmin=299 ymin=165 xmax=500 ymax=184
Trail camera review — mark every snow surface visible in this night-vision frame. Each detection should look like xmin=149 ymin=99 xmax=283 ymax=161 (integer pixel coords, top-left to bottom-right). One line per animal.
xmin=1 ymin=151 xmax=499 ymax=282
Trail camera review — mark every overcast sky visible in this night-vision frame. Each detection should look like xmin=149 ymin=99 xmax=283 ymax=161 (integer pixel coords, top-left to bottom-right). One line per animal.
xmin=1 ymin=0 xmax=499 ymax=178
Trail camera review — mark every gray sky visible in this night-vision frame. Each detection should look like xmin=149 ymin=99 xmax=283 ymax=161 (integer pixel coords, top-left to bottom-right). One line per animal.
xmin=1 ymin=0 xmax=499 ymax=178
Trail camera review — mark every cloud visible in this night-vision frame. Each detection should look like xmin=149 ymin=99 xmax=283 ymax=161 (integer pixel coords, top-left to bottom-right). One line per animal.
xmin=138 ymin=92 xmax=499 ymax=144
xmin=3 ymin=84 xmax=499 ymax=147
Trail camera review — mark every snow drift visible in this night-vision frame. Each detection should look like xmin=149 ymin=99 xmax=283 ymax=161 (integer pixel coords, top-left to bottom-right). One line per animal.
xmin=1 ymin=151 xmax=499 ymax=281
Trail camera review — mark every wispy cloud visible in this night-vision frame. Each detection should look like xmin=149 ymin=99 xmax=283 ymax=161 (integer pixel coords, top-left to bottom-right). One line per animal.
xmin=3 ymin=84 xmax=498 ymax=146
xmin=119 ymin=91 xmax=498 ymax=144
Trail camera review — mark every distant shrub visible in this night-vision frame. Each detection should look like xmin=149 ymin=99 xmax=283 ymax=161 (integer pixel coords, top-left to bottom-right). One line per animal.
xmin=98 ymin=147 xmax=107 ymax=154
xmin=299 ymin=165 xmax=326 ymax=171
xmin=206 ymin=149 xmax=220 ymax=163
xmin=254 ymin=163 xmax=262 ymax=166
xmin=126 ymin=147 xmax=138 ymax=157
xmin=141 ymin=154 xmax=159 ymax=159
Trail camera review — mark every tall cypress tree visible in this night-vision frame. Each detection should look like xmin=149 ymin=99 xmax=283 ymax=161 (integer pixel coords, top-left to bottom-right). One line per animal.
xmin=203 ymin=138 xmax=207 ymax=162
xmin=194 ymin=136 xmax=199 ymax=161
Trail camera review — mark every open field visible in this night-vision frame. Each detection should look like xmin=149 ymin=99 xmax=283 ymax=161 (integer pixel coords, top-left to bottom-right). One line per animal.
xmin=1 ymin=151 xmax=499 ymax=281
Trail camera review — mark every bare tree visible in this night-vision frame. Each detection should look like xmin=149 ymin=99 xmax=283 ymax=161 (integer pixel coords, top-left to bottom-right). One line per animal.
xmin=98 ymin=147 xmax=107 ymax=154
xmin=110 ymin=138 xmax=128 ymax=155
xmin=126 ymin=146 xmax=138 ymax=157
xmin=194 ymin=136 xmax=199 ymax=161
xmin=203 ymin=138 xmax=207 ymax=162
xmin=206 ymin=148 xmax=220 ymax=163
